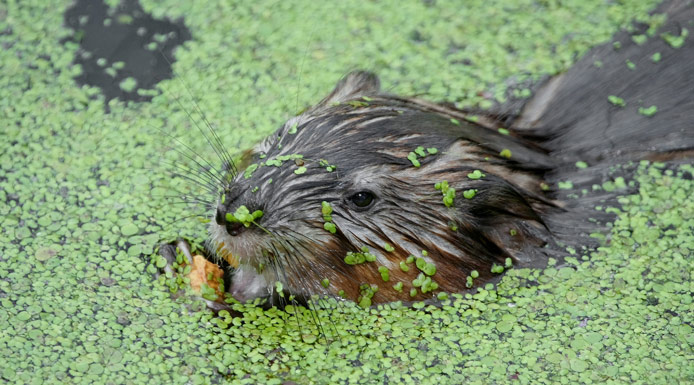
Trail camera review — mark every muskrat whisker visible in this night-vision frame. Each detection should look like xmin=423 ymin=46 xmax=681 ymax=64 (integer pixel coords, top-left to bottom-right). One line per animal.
xmin=158 ymin=53 xmax=239 ymax=179
xmin=278 ymin=237 xmax=349 ymax=338
xmin=165 ymin=167 xmax=222 ymax=196
xmin=266 ymin=243 xmax=312 ymax=334
xmin=161 ymin=151 xmax=224 ymax=185
xmin=161 ymin=82 xmax=237 ymax=179
xmin=151 ymin=197 xmax=214 ymax=210
xmin=148 ymin=122 xmax=227 ymax=186
xmin=149 ymin=212 xmax=213 ymax=231
xmin=147 ymin=191 xmax=215 ymax=211
xmin=251 ymin=221 xmax=272 ymax=236
xmin=160 ymin=150 xmax=225 ymax=189
xmin=268 ymin=236 xmax=333 ymax=337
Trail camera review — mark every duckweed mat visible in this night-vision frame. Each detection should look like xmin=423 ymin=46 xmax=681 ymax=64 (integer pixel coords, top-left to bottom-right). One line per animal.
xmin=2 ymin=0 xmax=692 ymax=384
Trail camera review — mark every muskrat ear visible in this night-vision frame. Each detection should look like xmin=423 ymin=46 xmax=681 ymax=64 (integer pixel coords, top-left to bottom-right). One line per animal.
xmin=317 ymin=71 xmax=381 ymax=107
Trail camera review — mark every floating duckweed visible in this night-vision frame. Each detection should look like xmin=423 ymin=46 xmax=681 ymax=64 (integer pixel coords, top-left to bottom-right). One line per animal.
xmin=499 ymin=149 xmax=512 ymax=158
xmin=406 ymin=255 xmax=415 ymax=264
xmin=540 ymin=182 xmax=550 ymax=191
xmin=448 ymin=221 xmax=458 ymax=231
xmin=467 ymin=170 xmax=485 ymax=179
xmin=625 ymin=59 xmax=636 ymax=70
xmin=319 ymin=159 xmax=337 ymax=172
xmin=422 ymin=263 xmax=436 ymax=276
xmin=443 ymin=187 xmax=456 ymax=207
xmin=119 ymin=76 xmax=137 ymax=92
xmin=321 ymin=201 xmax=333 ymax=221
xmin=437 ymin=292 xmax=449 ymax=300
xmin=638 ymin=105 xmax=658 ymax=116
xmin=466 ymin=276 xmax=474 ymax=288
xmin=251 ymin=186 xmax=259 ymax=193
xmin=575 ymin=161 xmax=588 ymax=169
xmin=510 ymin=229 xmax=518 ymax=236
xmin=407 ymin=152 xmax=420 ymax=167
xmin=320 ymin=278 xmax=329 ymax=288
xmin=421 ymin=250 xmax=428 ymax=257
xmin=345 ymin=251 xmax=366 ymax=265
xmin=662 ymin=27 xmax=688 ymax=48
xmin=393 ymin=282 xmax=404 ymax=292
xmin=275 ymin=281 xmax=284 ymax=297
xmin=337 ymin=290 xmax=346 ymax=298
xmin=608 ymin=95 xmax=626 ymax=107
xmin=200 ymin=283 xmax=218 ymax=301
xmin=450 ymin=118 xmax=460 ymax=125
xmin=491 ymin=263 xmax=504 ymax=274
xmin=384 ymin=243 xmax=394 ymax=252
xmin=471 ymin=270 xmax=479 ymax=279
xmin=463 ymin=189 xmax=477 ymax=199
xmin=378 ymin=266 xmax=390 ymax=281
xmin=6 ymin=0 xmax=686 ymax=382
xmin=323 ymin=222 xmax=337 ymax=234
xmin=651 ymin=52 xmax=662 ymax=62
xmin=321 ymin=201 xmax=336 ymax=233
xmin=244 ymin=163 xmax=259 ymax=179
xmin=412 ymin=273 xmax=424 ymax=288
xmin=361 ymin=246 xmax=370 ymax=253
xmin=632 ymin=34 xmax=647 ymax=45
xmin=558 ymin=180 xmax=574 ymax=189
xmin=434 ymin=180 xmax=455 ymax=207
xmin=288 ymin=122 xmax=298 ymax=134
xmin=408 ymin=145 xmax=438 ymax=168
xmin=505 ymin=258 xmax=513 ymax=268
xmin=614 ymin=176 xmax=627 ymax=189
xmin=409 ymin=288 xmax=417 ymax=297
xmin=294 ymin=166 xmax=307 ymax=175
xmin=413 ymin=273 xmax=438 ymax=293
xmin=399 ymin=261 xmax=410 ymax=272
xmin=226 ymin=206 xmax=263 ymax=227
xmin=344 ymin=250 xmax=376 ymax=265
xmin=498 ymin=127 xmax=510 ymax=135
xmin=357 ymin=284 xmax=378 ymax=308
xmin=348 ymin=100 xmax=369 ymax=108
xmin=415 ymin=257 xmax=426 ymax=270
xmin=362 ymin=96 xmax=373 ymax=101
xmin=265 ymin=154 xmax=304 ymax=168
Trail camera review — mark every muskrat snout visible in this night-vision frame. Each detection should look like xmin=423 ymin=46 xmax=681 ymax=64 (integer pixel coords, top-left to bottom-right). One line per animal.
xmin=215 ymin=207 xmax=245 ymax=236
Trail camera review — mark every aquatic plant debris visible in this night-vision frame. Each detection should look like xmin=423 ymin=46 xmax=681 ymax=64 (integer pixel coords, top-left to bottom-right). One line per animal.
xmin=225 ymin=205 xmax=263 ymax=227
xmin=3 ymin=0 xmax=690 ymax=383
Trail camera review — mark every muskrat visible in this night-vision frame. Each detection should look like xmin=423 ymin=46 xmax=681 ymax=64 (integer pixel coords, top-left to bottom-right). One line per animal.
xmin=168 ymin=0 xmax=694 ymax=308
xmin=208 ymin=71 xmax=557 ymax=305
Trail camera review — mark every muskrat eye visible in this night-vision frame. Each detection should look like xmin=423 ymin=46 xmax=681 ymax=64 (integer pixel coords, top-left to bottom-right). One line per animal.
xmin=348 ymin=191 xmax=375 ymax=209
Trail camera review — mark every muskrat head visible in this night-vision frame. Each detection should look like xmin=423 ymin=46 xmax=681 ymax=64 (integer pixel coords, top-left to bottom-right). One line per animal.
xmin=209 ymin=71 xmax=555 ymax=305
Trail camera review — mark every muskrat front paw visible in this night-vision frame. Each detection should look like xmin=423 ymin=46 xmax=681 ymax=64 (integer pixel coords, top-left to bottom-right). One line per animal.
xmin=155 ymin=238 xmax=235 ymax=313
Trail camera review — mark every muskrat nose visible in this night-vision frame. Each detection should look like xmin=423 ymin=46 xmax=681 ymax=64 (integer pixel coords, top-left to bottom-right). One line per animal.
xmin=226 ymin=221 xmax=244 ymax=236
xmin=215 ymin=206 xmax=256 ymax=237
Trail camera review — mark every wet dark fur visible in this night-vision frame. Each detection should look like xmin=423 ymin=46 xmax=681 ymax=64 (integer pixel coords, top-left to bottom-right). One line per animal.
xmin=203 ymin=0 xmax=694 ymax=306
